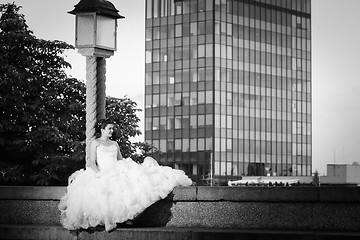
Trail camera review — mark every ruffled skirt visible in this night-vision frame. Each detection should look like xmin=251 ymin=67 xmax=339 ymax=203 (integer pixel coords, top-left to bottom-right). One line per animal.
xmin=58 ymin=157 xmax=192 ymax=231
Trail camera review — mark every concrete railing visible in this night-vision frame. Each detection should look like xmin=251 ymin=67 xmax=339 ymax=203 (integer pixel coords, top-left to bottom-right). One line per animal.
xmin=1 ymin=185 xmax=360 ymax=238
xmin=138 ymin=186 xmax=360 ymax=231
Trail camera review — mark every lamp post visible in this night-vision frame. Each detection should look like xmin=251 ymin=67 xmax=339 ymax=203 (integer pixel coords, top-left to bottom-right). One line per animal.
xmin=68 ymin=0 xmax=124 ymax=163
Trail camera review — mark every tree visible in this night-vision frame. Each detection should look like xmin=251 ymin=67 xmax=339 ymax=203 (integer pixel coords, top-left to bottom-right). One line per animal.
xmin=105 ymin=96 xmax=142 ymax=158
xmin=0 ymin=3 xmax=148 ymax=186
xmin=0 ymin=3 xmax=80 ymax=185
xmin=105 ymin=96 xmax=156 ymax=164
xmin=312 ymin=170 xmax=320 ymax=187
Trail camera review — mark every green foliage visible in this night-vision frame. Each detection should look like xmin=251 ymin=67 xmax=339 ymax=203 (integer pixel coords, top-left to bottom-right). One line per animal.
xmin=105 ymin=96 xmax=156 ymax=164
xmin=106 ymin=96 xmax=142 ymax=158
xmin=0 ymin=3 xmax=149 ymax=186
xmin=0 ymin=3 xmax=81 ymax=185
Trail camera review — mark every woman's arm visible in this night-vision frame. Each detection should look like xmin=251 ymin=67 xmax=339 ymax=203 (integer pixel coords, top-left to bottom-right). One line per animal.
xmin=116 ymin=142 xmax=123 ymax=161
xmin=88 ymin=140 xmax=100 ymax=173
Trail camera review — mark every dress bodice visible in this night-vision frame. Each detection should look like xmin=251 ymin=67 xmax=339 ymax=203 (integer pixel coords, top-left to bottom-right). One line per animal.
xmin=96 ymin=144 xmax=117 ymax=172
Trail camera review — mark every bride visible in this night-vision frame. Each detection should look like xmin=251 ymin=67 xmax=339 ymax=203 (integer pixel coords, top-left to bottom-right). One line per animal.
xmin=58 ymin=119 xmax=192 ymax=231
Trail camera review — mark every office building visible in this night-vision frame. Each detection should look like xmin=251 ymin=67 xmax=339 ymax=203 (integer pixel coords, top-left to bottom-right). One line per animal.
xmin=144 ymin=0 xmax=311 ymax=184
xmin=322 ymin=164 xmax=360 ymax=185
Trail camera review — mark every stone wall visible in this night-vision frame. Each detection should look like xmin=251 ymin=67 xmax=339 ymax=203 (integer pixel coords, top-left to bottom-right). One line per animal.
xmin=1 ymin=186 xmax=360 ymax=231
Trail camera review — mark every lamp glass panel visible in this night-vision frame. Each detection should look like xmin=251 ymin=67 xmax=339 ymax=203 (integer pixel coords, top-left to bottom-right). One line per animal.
xmin=96 ymin=15 xmax=116 ymax=50
xmin=76 ymin=14 xmax=95 ymax=47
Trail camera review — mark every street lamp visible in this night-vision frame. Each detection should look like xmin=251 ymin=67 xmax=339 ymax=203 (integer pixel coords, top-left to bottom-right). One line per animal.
xmin=68 ymin=0 xmax=124 ymax=55
xmin=68 ymin=0 xmax=124 ymax=163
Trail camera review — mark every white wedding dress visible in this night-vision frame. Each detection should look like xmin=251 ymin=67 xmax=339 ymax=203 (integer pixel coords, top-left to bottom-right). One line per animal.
xmin=58 ymin=144 xmax=192 ymax=231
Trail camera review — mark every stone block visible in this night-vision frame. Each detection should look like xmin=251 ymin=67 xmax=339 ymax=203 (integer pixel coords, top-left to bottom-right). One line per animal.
xmin=1 ymin=226 xmax=360 ymax=240
xmin=319 ymin=187 xmax=360 ymax=202
xmin=1 ymin=186 xmax=360 ymax=233
xmin=0 ymin=225 xmax=76 ymax=240
xmin=135 ymin=200 xmax=360 ymax=231
xmin=0 ymin=200 xmax=60 ymax=225
xmin=167 ymin=186 xmax=197 ymax=201
xmin=196 ymin=186 xmax=319 ymax=202
xmin=0 ymin=186 xmax=66 ymax=200
xmin=78 ymin=228 xmax=193 ymax=240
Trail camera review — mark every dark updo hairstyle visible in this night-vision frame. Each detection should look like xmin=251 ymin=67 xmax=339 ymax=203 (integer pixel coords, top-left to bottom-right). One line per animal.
xmin=95 ymin=118 xmax=115 ymax=138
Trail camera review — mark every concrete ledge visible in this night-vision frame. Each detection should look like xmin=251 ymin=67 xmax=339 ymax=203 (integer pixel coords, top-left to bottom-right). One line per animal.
xmin=0 ymin=200 xmax=60 ymax=225
xmin=0 ymin=225 xmax=76 ymax=240
xmin=137 ymin=200 xmax=360 ymax=231
xmin=2 ymin=186 xmax=360 ymax=202
xmin=0 ymin=186 xmax=66 ymax=200
xmin=1 ymin=186 xmax=360 ymax=232
xmin=0 ymin=186 xmax=192 ymax=201
xmin=167 ymin=186 xmax=197 ymax=201
xmin=319 ymin=187 xmax=360 ymax=202
xmin=1 ymin=225 xmax=360 ymax=240
xmin=197 ymin=186 xmax=319 ymax=202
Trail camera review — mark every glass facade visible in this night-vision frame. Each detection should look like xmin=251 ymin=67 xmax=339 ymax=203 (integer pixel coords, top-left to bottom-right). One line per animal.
xmin=145 ymin=0 xmax=311 ymax=184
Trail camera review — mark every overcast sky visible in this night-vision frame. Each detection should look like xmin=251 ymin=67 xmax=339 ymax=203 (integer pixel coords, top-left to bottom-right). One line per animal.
xmin=7 ymin=0 xmax=360 ymax=175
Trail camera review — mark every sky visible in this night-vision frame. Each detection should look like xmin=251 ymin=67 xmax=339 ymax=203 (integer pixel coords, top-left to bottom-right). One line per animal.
xmin=4 ymin=0 xmax=360 ymax=175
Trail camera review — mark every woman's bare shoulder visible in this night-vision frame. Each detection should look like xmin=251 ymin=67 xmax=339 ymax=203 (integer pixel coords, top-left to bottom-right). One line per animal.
xmin=90 ymin=139 xmax=101 ymax=147
xmin=110 ymin=140 xmax=119 ymax=146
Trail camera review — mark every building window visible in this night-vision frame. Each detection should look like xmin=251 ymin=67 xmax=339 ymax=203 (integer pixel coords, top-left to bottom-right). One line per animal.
xmin=175 ymin=24 xmax=182 ymax=37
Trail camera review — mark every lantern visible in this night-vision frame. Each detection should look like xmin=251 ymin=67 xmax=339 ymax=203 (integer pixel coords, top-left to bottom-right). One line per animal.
xmin=68 ymin=0 xmax=124 ymax=53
